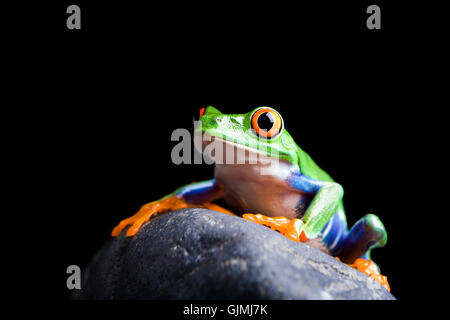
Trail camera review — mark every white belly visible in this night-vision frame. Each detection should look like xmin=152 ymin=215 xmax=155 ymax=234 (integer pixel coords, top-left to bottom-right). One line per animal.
xmin=214 ymin=160 xmax=310 ymax=220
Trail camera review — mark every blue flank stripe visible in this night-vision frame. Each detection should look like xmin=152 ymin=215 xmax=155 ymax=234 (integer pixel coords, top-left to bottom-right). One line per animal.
xmin=319 ymin=208 xmax=348 ymax=255
xmin=175 ymin=179 xmax=219 ymax=203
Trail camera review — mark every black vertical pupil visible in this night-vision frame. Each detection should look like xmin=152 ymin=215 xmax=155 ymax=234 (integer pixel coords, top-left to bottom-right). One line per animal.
xmin=257 ymin=112 xmax=275 ymax=131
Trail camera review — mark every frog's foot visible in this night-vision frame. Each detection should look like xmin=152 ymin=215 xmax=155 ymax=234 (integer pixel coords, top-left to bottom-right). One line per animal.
xmin=111 ymin=197 xmax=237 ymax=237
xmin=111 ymin=196 xmax=198 ymax=237
xmin=338 ymin=257 xmax=391 ymax=292
xmin=242 ymin=213 xmax=309 ymax=242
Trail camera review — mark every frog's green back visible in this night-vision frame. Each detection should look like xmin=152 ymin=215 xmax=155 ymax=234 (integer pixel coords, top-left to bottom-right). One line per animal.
xmin=296 ymin=146 xmax=334 ymax=183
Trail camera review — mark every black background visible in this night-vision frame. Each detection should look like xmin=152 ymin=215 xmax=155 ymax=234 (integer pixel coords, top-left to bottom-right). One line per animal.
xmin=8 ymin=0 xmax=440 ymax=313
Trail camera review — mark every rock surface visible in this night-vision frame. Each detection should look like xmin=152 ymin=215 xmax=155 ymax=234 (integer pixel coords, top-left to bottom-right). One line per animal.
xmin=73 ymin=208 xmax=395 ymax=300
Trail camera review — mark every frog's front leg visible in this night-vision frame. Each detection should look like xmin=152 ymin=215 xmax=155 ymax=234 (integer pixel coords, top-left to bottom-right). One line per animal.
xmin=111 ymin=179 xmax=232 ymax=237
xmin=287 ymin=173 xmax=344 ymax=240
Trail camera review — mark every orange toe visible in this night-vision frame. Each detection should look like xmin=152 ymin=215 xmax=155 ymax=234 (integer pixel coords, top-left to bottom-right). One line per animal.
xmin=111 ymin=196 xmax=196 ymax=237
xmin=111 ymin=197 xmax=238 ymax=237
xmin=343 ymin=258 xmax=391 ymax=292
xmin=242 ymin=213 xmax=306 ymax=242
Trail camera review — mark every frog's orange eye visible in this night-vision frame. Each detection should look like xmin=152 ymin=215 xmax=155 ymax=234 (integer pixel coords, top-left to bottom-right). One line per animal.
xmin=251 ymin=108 xmax=283 ymax=138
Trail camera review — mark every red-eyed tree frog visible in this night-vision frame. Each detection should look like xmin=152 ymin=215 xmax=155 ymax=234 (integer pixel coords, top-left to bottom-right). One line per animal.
xmin=112 ymin=106 xmax=390 ymax=291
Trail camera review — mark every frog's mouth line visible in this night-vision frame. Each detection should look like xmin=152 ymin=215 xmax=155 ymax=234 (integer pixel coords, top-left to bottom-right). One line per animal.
xmin=198 ymin=134 xmax=275 ymax=165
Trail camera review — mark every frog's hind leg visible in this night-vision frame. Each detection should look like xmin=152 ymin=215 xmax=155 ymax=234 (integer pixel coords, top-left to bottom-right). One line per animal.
xmin=336 ymin=214 xmax=390 ymax=291
xmin=337 ymin=213 xmax=387 ymax=263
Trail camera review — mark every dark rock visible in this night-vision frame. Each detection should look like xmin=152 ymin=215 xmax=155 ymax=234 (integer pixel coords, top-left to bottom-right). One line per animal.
xmin=73 ymin=208 xmax=395 ymax=300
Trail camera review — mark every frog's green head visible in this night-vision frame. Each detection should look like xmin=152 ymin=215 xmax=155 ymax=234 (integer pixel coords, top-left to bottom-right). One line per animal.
xmin=194 ymin=106 xmax=299 ymax=166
